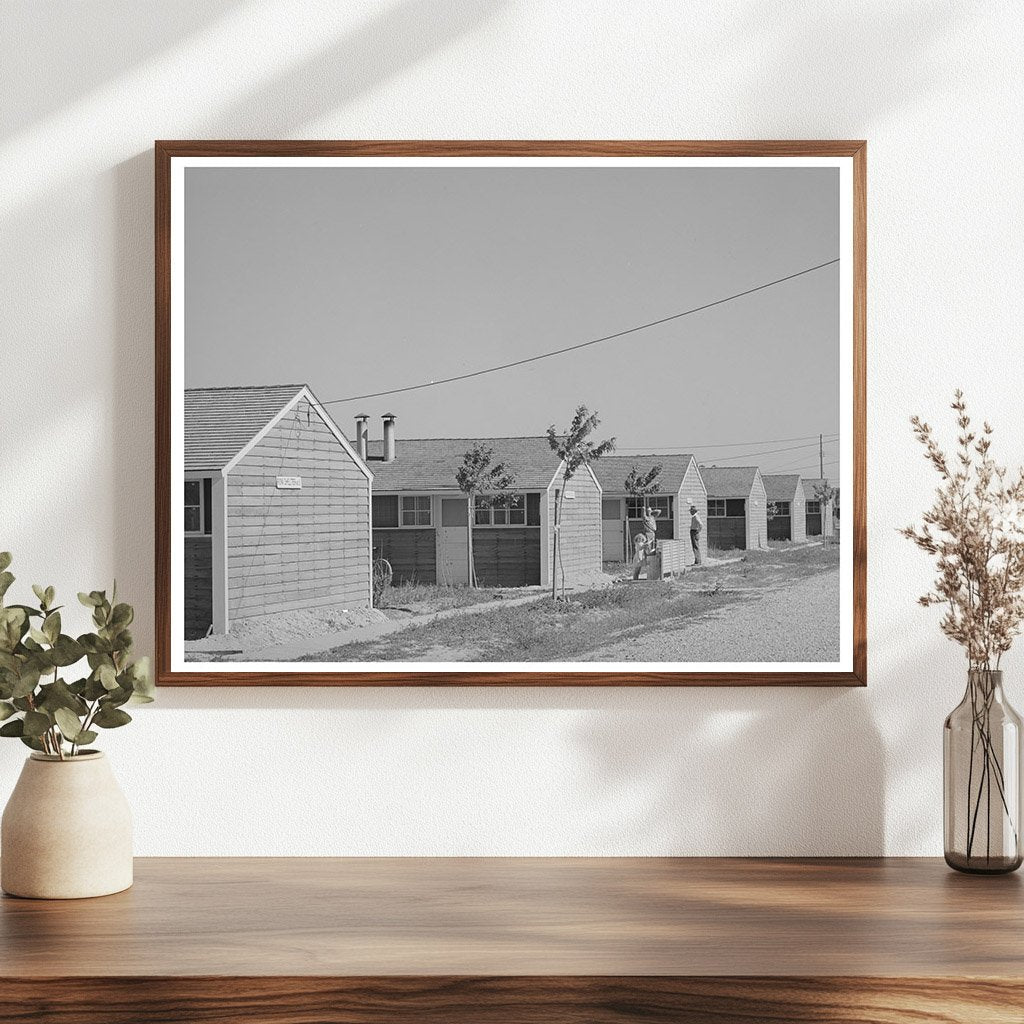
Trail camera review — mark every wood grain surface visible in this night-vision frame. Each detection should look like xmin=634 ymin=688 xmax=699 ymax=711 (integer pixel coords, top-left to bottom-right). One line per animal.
xmin=2 ymin=857 xmax=1020 ymax=1023
xmin=155 ymin=139 xmax=867 ymax=687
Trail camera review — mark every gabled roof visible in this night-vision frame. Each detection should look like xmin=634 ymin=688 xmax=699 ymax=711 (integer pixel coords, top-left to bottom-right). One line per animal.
xmin=762 ymin=474 xmax=805 ymax=500
xmin=185 ymin=385 xmax=306 ymax=473
xmin=701 ymin=465 xmax=761 ymax=497
xmin=592 ymin=454 xmax=696 ymax=495
xmin=366 ymin=437 xmax=569 ymax=491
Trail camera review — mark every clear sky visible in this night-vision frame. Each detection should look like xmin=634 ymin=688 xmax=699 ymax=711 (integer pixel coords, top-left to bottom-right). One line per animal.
xmin=185 ymin=165 xmax=840 ymax=477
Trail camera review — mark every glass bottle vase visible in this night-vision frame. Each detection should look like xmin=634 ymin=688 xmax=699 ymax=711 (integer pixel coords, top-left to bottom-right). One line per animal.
xmin=944 ymin=669 xmax=1023 ymax=873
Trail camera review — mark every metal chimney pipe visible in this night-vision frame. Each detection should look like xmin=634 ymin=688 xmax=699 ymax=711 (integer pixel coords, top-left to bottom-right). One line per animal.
xmin=354 ymin=413 xmax=369 ymax=462
xmin=382 ymin=414 xmax=396 ymax=463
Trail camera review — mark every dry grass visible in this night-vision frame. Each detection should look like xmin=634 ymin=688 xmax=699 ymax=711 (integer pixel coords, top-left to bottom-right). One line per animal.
xmin=305 ymin=544 xmax=840 ymax=663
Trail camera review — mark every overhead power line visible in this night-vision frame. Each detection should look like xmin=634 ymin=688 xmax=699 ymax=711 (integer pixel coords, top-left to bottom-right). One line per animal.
xmin=698 ymin=437 xmax=839 ymax=466
xmin=321 ymin=257 xmax=841 ymax=406
xmin=616 ymin=432 xmax=837 ymax=451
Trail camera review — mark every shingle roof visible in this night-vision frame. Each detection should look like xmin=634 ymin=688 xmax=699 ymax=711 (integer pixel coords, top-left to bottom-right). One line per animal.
xmin=592 ymin=454 xmax=695 ymax=494
xmin=701 ymin=466 xmax=760 ymax=497
xmin=366 ymin=437 xmax=566 ymax=491
xmin=185 ymin=384 xmax=306 ymax=472
xmin=762 ymin=474 xmax=805 ymax=500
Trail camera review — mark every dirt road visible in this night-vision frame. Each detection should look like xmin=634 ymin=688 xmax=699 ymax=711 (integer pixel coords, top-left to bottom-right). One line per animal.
xmin=583 ymin=567 xmax=840 ymax=663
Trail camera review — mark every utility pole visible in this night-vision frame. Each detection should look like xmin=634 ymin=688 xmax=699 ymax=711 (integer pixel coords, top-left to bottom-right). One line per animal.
xmin=819 ymin=433 xmax=824 ymax=478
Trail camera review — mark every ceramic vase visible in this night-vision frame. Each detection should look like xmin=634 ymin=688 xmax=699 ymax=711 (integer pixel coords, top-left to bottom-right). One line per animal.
xmin=1 ymin=751 xmax=133 ymax=898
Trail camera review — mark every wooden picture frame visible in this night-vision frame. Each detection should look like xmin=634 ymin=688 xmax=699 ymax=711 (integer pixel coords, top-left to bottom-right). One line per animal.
xmin=156 ymin=140 xmax=866 ymax=686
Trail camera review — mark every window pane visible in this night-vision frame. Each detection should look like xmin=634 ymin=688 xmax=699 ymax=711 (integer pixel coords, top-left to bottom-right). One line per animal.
xmin=725 ymin=498 xmax=746 ymax=517
xmin=509 ymin=506 xmax=525 ymax=525
xmin=526 ymin=492 xmax=541 ymax=526
xmin=475 ymin=509 xmax=490 ymax=526
xmin=184 ymin=507 xmax=201 ymax=532
xmin=372 ymin=495 xmax=399 ymax=528
xmin=184 ymin=480 xmax=200 ymax=505
xmin=807 ymin=500 xmax=821 ymax=514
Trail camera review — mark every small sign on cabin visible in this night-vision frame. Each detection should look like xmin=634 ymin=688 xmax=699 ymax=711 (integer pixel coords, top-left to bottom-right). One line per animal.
xmin=276 ymin=476 xmax=302 ymax=490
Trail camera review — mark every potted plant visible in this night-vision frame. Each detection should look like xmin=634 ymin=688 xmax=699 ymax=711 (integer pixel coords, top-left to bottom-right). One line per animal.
xmin=903 ymin=393 xmax=1024 ymax=873
xmin=0 ymin=552 xmax=153 ymax=898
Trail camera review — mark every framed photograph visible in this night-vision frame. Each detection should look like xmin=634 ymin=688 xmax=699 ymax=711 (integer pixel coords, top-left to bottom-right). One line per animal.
xmin=156 ymin=141 xmax=865 ymax=686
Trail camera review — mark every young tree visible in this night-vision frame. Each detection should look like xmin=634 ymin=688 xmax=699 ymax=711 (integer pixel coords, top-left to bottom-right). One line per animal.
xmin=455 ymin=445 xmax=516 ymax=588
xmin=624 ymin=464 xmax=663 ymax=570
xmin=546 ymin=406 xmax=616 ymax=600
xmin=813 ymin=480 xmax=836 ymax=545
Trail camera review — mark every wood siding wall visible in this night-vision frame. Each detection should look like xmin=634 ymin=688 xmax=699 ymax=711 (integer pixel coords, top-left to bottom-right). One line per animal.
xmin=547 ymin=466 xmax=602 ymax=586
xmin=680 ymin=462 xmax=709 ymax=564
xmin=792 ymin=482 xmax=807 ymax=543
xmin=374 ymin=528 xmax=437 ymax=584
xmin=225 ymin=398 xmax=371 ymax=620
xmin=473 ymin=528 xmax=541 ymax=587
xmin=747 ymin=474 xmax=769 ymax=550
xmin=184 ymin=537 xmax=212 ymax=639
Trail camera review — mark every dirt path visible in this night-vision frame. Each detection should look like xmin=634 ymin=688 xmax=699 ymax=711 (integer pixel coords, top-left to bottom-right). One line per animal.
xmin=582 ymin=567 xmax=840 ymax=663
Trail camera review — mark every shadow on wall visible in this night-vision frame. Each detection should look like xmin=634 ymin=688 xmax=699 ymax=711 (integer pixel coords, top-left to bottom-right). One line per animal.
xmin=570 ymin=687 xmax=885 ymax=855
xmin=104 ymin=0 xmax=507 ymax=656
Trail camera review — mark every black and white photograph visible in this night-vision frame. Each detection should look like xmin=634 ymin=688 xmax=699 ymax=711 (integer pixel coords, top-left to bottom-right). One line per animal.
xmin=162 ymin=146 xmax=861 ymax=681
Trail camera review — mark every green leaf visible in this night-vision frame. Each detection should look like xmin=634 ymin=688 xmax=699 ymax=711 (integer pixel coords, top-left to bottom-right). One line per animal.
xmin=11 ymin=665 xmax=41 ymax=699
xmin=44 ymin=586 xmax=55 ymax=608
xmin=83 ymin=675 xmax=108 ymax=701
xmin=0 ymin=719 xmax=24 ymax=737
xmin=0 ymin=701 xmax=16 ymax=721
xmin=22 ymin=710 xmax=51 ymax=738
xmin=36 ymin=678 xmax=88 ymax=716
xmin=19 ymin=734 xmax=45 ymax=752
xmin=93 ymin=705 xmax=131 ymax=729
xmin=42 ymin=611 xmax=60 ymax=644
xmin=28 ymin=626 xmax=49 ymax=646
xmin=110 ymin=603 xmax=133 ymax=630
xmin=126 ymin=657 xmax=155 ymax=703
xmin=0 ymin=572 xmax=14 ymax=602
xmin=0 ymin=552 xmax=11 ymax=573
xmin=78 ymin=592 xmax=100 ymax=608
xmin=76 ymin=634 xmax=105 ymax=654
xmin=49 ymin=635 xmax=85 ymax=668
xmin=98 ymin=663 xmax=118 ymax=690
xmin=0 ymin=607 xmax=26 ymax=651
xmin=74 ymin=730 xmax=98 ymax=747
xmin=53 ymin=707 xmax=85 ymax=741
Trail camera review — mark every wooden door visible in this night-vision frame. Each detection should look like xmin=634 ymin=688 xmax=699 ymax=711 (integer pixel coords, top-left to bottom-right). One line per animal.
xmin=438 ymin=498 xmax=470 ymax=585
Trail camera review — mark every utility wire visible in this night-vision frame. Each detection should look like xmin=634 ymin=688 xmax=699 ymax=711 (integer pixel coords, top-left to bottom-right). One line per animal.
xmin=616 ymin=432 xmax=838 ymax=451
xmin=692 ymin=437 xmax=839 ymax=466
xmin=321 ymin=257 xmax=840 ymax=406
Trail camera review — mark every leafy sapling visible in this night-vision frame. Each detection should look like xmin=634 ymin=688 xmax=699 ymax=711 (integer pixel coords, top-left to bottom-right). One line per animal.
xmin=0 ymin=553 xmax=153 ymax=760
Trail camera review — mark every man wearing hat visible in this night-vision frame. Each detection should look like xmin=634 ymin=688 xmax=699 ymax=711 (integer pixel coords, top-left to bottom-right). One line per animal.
xmin=689 ymin=503 xmax=703 ymax=565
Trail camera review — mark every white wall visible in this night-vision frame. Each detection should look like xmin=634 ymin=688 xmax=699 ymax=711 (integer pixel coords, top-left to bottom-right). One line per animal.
xmin=2 ymin=0 xmax=1022 ymax=855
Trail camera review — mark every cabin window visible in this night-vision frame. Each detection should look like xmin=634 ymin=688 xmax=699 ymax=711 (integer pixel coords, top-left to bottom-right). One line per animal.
xmin=400 ymin=495 xmax=432 ymax=527
xmin=770 ymin=500 xmax=791 ymax=517
xmin=626 ymin=496 xmax=672 ymax=519
xmin=184 ymin=479 xmax=204 ymax=535
xmin=806 ymin=500 xmax=821 ymax=514
xmin=372 ymin=494 xmax=400 ymax=528
xmin=475 ymin=493 xmax=536 ymax=527
xmin=708 ymin=498 xmax=745 ymax=517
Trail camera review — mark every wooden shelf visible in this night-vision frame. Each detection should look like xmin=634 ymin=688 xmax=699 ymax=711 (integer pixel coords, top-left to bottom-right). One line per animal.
xmin=2 ymin=857 xmax=1022 ymax=1022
